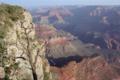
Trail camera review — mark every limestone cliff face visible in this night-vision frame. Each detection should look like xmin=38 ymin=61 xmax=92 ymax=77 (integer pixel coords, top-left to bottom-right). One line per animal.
xmin=0 ymin=4 xmax=51 ymax=80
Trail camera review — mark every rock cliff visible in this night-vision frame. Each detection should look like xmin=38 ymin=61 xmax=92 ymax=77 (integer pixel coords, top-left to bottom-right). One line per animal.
xmin=0 ymin=4 xmax=51 ymax=80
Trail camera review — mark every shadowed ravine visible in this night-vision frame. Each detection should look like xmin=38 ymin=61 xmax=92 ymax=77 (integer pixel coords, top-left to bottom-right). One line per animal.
xmin=47 ymin=55 xmax=83 ymax=67
xmin=47 ymin=53 xmax=100 ymax=67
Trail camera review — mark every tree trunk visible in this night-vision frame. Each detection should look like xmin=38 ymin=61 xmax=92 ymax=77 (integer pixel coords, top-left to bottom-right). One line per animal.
xmin=32 ymin=68 xmax=38 ymax=80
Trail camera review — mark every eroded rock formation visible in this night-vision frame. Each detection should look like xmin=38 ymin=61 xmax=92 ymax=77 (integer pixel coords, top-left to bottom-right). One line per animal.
xmin=0 ymin=4 xmax=51 ymax=80
xmin=51 ymin=56 xmax=120 ymax=80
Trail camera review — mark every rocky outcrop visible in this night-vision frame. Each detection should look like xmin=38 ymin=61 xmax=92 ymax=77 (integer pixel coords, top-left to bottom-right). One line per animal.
xmin=51 ymin=56 xmax=120 ymax=80
xmin=0 ymin=4 xmax=51 ymax=80
xmin=36 ymin=25 xmax=100 ymax=59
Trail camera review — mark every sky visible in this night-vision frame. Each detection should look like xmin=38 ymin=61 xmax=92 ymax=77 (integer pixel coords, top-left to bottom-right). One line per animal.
xmin=0 ymin=0 xmax=120 ymax=8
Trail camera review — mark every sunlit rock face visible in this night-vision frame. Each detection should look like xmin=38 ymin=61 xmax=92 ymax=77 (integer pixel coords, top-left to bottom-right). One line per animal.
xmin=0 ymin=4 xmax=51 ymax=80
xmin=4 ymin=12 xmax=35 ymax=80
xmin=0 ymin=67 xmax=5 ymax=79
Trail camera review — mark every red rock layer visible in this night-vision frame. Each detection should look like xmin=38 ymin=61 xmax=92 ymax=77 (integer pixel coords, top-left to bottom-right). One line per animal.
xmin=51 ymin=56 xmax=120 ymax=80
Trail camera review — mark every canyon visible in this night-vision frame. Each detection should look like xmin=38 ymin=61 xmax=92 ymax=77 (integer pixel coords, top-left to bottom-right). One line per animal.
xmin=0 ymin=4 xmax=120 ymax=80
xmin=31 ymin=6 xmax=120 ymax=80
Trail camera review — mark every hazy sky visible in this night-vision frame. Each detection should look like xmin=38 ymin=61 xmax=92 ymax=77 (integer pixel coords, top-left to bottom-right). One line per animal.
xmin=0 ymin=0 xmax=120 ymax=8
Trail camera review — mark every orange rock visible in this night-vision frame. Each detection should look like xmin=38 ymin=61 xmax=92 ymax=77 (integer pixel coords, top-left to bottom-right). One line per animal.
xmin=51 ymin=56 xmax=120 ymax=80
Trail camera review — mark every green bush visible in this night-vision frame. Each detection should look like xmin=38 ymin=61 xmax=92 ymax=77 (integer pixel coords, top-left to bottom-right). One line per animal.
xmin=0 ymin=4 xmax=24 ymax=21
xmin=0 ymin=3 xmax=24 ymax=40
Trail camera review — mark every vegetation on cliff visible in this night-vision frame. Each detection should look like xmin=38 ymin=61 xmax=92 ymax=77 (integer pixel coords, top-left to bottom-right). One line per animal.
xmin=0 ymin=4 xmax=24 ymax=67
xmin=0 ymin=4 xmax=24 ymax=55
xmin=0 ymin=4 xmax=52 ymax=80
